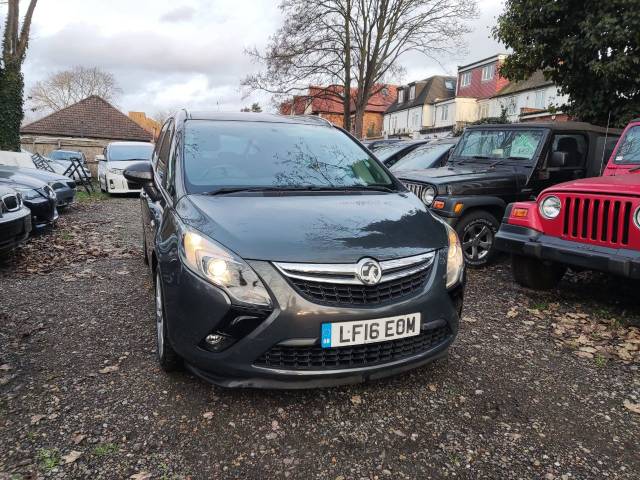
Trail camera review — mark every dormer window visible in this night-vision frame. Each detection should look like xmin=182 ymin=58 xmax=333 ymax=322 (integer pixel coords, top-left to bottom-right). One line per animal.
xmin=481 ymin=64 xmax=494 ymax=81
xmin=445 ymin=80 xmax=454 ymax=90
xmin=409 ymin=85 xmax=416 ymax=101
xmin=398 ymin=89 xmax=404 ymax=103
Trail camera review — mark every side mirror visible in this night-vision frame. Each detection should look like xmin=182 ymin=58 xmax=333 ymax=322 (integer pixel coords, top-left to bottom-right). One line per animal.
xmin=549 ymin=151 xmax=567 ymax=167
xmin=124 ymin=162 xmax=160 ymax=200
xmin=124 ymin=162 xmax=153 ymax=185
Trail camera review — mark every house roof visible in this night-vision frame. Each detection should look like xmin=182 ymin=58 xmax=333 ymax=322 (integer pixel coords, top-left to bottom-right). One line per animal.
xmin=385 ymin=76 xmax=456 ymax=114
xmin=458 ymin=53 xmax=508 ymax=72
xmin=493 ymin=70 xmax=554 ymax=98
xmin=21 ymin=96 xmax=153 ymax=142
xmin=280 ymin=85 xmax=398 ymax=117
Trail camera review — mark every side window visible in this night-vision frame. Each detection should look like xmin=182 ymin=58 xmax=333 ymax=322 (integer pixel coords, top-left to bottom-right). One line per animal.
xmin=164 ymin=129 xmax=180 ymax=195
xmin=153 ymin=122 xmax=170 ymax=167
xmin=156 ymin=120 xmax=174 ymax=183
xmin=550 ymin=134 xmax=587 ymax=168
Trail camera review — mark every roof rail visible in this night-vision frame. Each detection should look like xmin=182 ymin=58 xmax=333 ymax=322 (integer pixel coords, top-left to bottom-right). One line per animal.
xmin=295 ymin=114 xmax=334 ymax=127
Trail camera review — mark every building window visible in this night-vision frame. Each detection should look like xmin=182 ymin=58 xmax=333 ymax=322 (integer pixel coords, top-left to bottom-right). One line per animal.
xmin=535 ymin=89 xmax=546 ymax=109
xmin=460 ymin=72 xmax=471 ymax=87
xmin=445 ymin=80 xmax=455 ymax=90
xmin=441 ymin=105 xmax=449 ymax=121
xmin=414 ymin=112 xmax=420 ymax=127
xmin=409 ymin=85 xmax=416 ymax=101
xmin=398 ymin=90 xmax=404 ymax=103
xmin=506 ymin=97 xmax=517 ymax=115
xmin=481 ymin=64 xmax=494 ymax=81
xmin=479 ymin=103 xmax=489 ymax=119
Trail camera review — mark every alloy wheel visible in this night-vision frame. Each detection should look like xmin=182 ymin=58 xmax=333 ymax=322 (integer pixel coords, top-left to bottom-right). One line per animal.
xmin=462 ymin=223 xmax=494 ymax=263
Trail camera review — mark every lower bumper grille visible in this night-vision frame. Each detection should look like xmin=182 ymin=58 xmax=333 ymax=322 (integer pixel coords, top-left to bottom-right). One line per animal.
xmin=254 ymin=325 xmax=451 ymax=370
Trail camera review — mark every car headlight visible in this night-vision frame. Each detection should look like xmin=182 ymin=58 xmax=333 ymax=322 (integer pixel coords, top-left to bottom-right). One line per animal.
xmin=634 ymin=207 xmax=640 ymax=230
xmin=444 ymin=222 xmax=464 ymax=288
xmin=421 ymin=186 xmax=436 ymax=206
xmin=181 ymin=229 xmax=272 ymax=307
xmin=14 ymin=186 xmax=40 ymax=200
xmin=539 ymin=195 xmax=561 ymax=219
xmin=108 ymin=167 xmax=124 ymax=175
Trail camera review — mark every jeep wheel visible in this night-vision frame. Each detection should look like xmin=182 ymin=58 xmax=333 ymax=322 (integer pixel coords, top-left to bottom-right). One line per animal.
xmin=154 ymin=271 xmax=182 ymax=371
xmin=511 ymin=254 xmax=566 ymax=290
xmin=456 ymin=211 xmax=499 ymax=267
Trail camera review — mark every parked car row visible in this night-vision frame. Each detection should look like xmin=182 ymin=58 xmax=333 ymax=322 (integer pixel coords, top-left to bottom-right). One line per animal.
xmin=0 ymin=148 xmax=92 ymax=256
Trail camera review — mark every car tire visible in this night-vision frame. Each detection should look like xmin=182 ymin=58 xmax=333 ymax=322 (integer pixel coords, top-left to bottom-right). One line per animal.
xmin=142 ymin=228 xmax=149 ymax=266
xmin=455 ymin=211 xmax=500 ymax=268
xmin=154 ymin=271 xmax=182 ymax=372
xmin=511 ymin=254 xmax=566 ymax=290
xmin=99 ymin=176 xmax=106 ymax=193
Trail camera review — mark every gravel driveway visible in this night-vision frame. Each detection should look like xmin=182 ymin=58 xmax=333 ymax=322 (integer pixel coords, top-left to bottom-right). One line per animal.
xmin=1 ymin=197 xmax=639 ymax=480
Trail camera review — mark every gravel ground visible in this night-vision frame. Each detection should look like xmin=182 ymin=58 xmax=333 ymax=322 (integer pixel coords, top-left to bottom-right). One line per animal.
xmin=1 ymin=196 xmax=639 ymax=480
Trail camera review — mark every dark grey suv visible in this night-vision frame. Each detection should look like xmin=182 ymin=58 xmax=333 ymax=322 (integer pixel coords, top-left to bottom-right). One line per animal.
xmin=125 ymin=111 xmax=465 ymax=388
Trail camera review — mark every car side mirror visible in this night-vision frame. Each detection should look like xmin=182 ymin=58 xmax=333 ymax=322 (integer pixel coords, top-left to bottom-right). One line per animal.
xmin=549 ymin=151 xmax=567 ymax=167
xmin=124 ymin=162 xmax=160 ymax=200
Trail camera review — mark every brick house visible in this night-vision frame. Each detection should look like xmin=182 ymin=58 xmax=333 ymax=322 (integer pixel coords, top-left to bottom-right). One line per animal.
xmin=280 ymin=85 xmax=397 ymax=138
xmin=21 ymin=95 xmax=153 ymax=175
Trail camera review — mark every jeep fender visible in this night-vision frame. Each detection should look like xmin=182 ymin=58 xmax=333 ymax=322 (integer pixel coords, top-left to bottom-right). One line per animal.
xmin=431 ymin=195 xmax=507 ymax=221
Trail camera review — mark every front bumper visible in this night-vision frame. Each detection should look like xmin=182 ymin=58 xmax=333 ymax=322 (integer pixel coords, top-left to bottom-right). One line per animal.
xmin=496 ymin=223 xmax=640 ymax=279
xmin=0 ymin=208 xmax=32 ymax=254
xmin=106 ymin=172 xmax=141 ymax=193
xmin=24 ymin=196 xmax=57 ymax=228
xmin=53 ymin=187 xmax=76 ymax=208
xmin=161 ymin=254 xmax=463 ymax=388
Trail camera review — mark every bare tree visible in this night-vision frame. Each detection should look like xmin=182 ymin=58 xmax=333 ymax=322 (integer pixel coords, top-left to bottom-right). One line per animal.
xmin=0 ymin=0 xmax=38 ymax=150
xmin=27 ymin=66 xmax=122 ymax=113
xmin=243 ymin=0 xmax=354 ymax=131
xmin=244 ymin=0 xmax=476 ymax=137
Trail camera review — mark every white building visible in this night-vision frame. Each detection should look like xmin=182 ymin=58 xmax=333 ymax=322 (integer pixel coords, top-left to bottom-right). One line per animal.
xmin=483 ymin=70 xmax=569 ymax=122
xmin=383 ymin=76 xmax=456 ymax=138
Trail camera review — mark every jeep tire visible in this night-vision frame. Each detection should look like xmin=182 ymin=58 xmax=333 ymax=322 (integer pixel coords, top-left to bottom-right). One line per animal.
xmin=511 ymin=254 xmax=567 ymax=290
xmin=455 ymin=211 xmax=500 ymax=267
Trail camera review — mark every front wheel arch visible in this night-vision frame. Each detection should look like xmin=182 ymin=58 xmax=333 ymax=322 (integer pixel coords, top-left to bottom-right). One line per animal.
xmin=455 ymin=210 xmax=501 ymax=268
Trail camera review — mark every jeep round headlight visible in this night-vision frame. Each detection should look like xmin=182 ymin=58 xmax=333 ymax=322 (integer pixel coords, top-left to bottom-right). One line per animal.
xmin=540 ymin=195 xmax=561 ymax=219
xmin=421 ymin=186 xmax=436 ymax=206
xmin=634 ymin=206 xmax=640 ymax=230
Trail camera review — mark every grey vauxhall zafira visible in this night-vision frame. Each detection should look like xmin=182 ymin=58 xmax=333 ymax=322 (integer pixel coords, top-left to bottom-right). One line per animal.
xmin=125 ymin=111 xmax=465 ymax=388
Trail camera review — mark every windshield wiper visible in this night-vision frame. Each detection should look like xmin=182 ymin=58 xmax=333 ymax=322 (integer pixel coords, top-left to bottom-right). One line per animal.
xmin=201 ymin=185 xmax=395 ymax=196
xmin=629 ymin=165 xmax=640 ymax=173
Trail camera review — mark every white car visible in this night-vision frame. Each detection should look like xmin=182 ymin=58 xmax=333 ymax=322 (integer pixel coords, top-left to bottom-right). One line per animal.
xmin=98 ymin=141 xmax=154 ymax=194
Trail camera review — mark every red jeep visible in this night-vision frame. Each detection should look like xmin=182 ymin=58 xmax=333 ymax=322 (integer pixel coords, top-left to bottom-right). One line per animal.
xmin=495 ymin=119 xmax=640 ymax=289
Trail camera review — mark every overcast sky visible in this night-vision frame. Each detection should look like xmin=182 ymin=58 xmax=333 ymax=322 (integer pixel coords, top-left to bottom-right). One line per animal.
xmin=5 ymin=0 xmax=505 ymax=121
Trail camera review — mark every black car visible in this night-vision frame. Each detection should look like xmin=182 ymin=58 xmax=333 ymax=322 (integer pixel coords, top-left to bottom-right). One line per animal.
xmin=397 ymin=122 xmax=622 ymax=266
xmin=373 ymin=139 xmax=432 ymax=167
xmin=124 ymin=111 xmax=465 ymax=388
xmin=0 ymin=165 xmax=76 ymax=209
xmin=0 ymin=171 xmax=58 ymax=228
xmin=362 ymin=138 xmax=403 ymax=152
xmin=0 ymin=185 xmax=32 ymax=255
xmin=389 ymin=138 xmax=459 ymax=174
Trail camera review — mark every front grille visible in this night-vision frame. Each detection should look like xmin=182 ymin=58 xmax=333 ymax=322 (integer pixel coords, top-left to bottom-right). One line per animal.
xmin=255 ymin=325 xmax=451 ymax=370
xmin=274 ymin=252 xmax=436 ymax=306
xmin=1 ymin=194 xmax=19 ymax=212
xmin=290 ymin=269 xmax=429 ymax=305
xmin=402 ymin=181 xmax=429 ymax=199
xmin=562 ymin=194 xmax=635 ymax=246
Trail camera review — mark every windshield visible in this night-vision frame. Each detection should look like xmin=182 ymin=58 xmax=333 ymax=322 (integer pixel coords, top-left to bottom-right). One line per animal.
xmin=183 ymin=120 xmax=394 ymax=193
xmin=613 ymin=126 xmax=640 ymax=164
xmin=453 ymin=129 xmax=545 ymax=164
xmin=49 ymin=151 xmax=78 ymax=161
xmin=390 ymin=143 xmax=454 ymax=172
xmin=109 ymin=144 xmax=154 ymax=161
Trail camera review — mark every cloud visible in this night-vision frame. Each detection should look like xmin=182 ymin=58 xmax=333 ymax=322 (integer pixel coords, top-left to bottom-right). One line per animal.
xmin=159 ymin=5 xmax=197 ymax=23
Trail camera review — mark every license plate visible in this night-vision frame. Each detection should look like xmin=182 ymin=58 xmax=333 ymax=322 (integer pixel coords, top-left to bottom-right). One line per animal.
xmin=321 ymin=313 xmax=421 ymax=349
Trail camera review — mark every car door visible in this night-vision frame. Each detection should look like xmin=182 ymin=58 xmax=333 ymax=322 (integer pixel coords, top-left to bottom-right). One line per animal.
xmin=144 ymin=120 xmax=174 ymax=263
